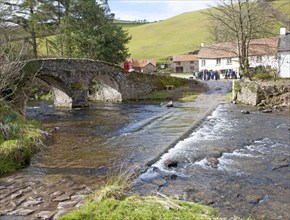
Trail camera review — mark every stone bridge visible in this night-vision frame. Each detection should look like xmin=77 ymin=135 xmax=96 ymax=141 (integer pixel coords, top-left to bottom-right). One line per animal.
xmin=17 ymin=58 xmax=163 ymax=111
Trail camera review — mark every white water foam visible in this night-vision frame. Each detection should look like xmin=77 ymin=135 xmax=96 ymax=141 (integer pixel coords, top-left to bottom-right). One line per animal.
xmin=153 ymin=106 xmax=231 ymax=172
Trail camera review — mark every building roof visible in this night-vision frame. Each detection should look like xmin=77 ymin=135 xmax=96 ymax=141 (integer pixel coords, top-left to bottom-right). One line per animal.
xmin=197 ymin=42 xmax=236 ymax=59
xmin=130 ymin=59 xmax=156 ymax=68
xmin=197 ymin=37 xmax=279 ymax=59
xmin=278 ymin=34 xmax=290 ymax=52
xmin=172 ymin=55 xmax=199 ymax=62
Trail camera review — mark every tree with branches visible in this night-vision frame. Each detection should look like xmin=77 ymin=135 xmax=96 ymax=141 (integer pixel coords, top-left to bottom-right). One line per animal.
xmin=56 ymin=0 xmax=131 ymax=63
xmin=206 ymin=0 xmax=279 ymax=78
xmin=0 ymin=0 xmax=57 ymax=58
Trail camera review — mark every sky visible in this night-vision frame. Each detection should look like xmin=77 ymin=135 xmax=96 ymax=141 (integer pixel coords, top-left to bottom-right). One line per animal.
xmin=108 ymin=0 xmax=216 ymax=22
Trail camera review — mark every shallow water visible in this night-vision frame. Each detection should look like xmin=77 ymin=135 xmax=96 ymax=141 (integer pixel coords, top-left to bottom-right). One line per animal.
xmin=1 ymin=83 xmax=225 ymax=219
xmin=133 ymin=104 xmax=290 ymax=220
xmin=2 ymin=80 xmax=289 ymax=219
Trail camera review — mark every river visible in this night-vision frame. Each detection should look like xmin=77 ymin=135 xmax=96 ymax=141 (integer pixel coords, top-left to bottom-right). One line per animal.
xmin=0 ymin=80 xmax=289 ymax=220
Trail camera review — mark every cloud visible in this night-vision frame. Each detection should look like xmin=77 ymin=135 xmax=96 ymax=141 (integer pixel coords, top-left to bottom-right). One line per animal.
xmin=166 ymin=0 xmax=215 ymax=14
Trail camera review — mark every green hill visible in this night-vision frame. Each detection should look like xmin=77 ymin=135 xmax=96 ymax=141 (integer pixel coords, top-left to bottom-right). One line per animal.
xmin=124 ymin=0 xmax=290 ymax=62
xmin=9 ymin=0 xmax=289 ymax=61
xmin=124 ymin=9 xmax=210 ymax=62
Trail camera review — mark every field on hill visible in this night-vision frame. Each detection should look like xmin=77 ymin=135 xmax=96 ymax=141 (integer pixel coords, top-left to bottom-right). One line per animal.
xmin=5 ymin=0 xmax=289 ymax=62
xmin=125 ymin=0 xmax=290 ymax=62
xmin=124 ymin=9 xmax=210 ymax=62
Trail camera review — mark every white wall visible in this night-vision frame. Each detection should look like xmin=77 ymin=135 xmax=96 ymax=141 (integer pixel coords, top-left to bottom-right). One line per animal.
xmin=199 ymin=55 xmax=280 ymax=78
xmin=248 ymin=55 xmax=278 ymax=70
xmin=199 ymin=58 xmax=239 ymax=73
xmin=279 ymin=52 xmax=290 ymax=78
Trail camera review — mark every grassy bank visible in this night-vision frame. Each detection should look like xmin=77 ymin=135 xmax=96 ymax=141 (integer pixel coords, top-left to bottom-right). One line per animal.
xmin=136 ymin=76 xmax=207 ymax=102
xmin=60 ymin=195 xmax=220 ymax=220
xmin=0 ymin=101 xmax=45 ymax=175
xmin=59 ymin=166 xmax=221 ymax=220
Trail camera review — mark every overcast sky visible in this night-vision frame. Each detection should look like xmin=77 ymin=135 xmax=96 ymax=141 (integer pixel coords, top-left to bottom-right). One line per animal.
xmin=108 ymin=0 xmax=216 ymax=22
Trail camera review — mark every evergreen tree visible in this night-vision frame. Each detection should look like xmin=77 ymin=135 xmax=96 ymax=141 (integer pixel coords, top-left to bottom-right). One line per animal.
xmin=0 ymin=0 xmax=57 ymax=58
xmin=57 ymin=0 xmax=131 ymax=63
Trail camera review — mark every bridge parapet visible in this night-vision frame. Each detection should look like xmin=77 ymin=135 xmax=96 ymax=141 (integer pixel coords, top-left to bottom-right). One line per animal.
xmin=16 ymin=58 xmax=170 ymax=113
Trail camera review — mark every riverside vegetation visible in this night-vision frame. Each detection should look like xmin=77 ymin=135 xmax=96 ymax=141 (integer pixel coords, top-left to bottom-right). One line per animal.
xmin=0 ymin=101 xmax=46 ymax=175
xmin=59 ymin=165 xmax=222 ymax=220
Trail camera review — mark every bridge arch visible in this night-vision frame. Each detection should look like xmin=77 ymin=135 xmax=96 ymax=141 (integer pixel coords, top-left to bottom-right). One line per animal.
xmin=15 ymin=57 xmax=165 ymax=115
xmin=24 ymin=58 xmax=125 ymax=108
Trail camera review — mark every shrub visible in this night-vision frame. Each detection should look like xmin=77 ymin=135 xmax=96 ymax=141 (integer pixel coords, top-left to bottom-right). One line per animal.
xmin=234 ymin=80 xmax=242 ymax=94
xmin=0 ymin=100 xmax=45 ymax=175
xmin=254 ymin=73 xmax=274 ymax=81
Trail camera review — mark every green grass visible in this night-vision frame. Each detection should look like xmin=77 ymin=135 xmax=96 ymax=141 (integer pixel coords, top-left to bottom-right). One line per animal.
xmin=125 ymin=10 xmax=210 ymax=62
xmin=125 ymin=0 xmax=289 ymax=62
xmin=224 ymin=91 xmax=234 ymax=102
xmin=12 ymin=0 xmax=289 ymax=63
xmin=59 ymin=195 xmax=220 ymax=220
xmin=140 ymin=90 xmax=172 ymax=101
xmin=180 ymin=92 xmax=199 ymax=102
xmin=0 ymin=101 xmax=45 ymax=175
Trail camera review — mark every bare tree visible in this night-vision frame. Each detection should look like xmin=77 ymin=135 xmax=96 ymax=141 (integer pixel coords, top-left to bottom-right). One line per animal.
xmin=206 ymin=0 xmax=279 ymax=78
xmin=257 ymin=0 xmax=290 ymax=30
xmin=0 ymin=35 xmax=27 ymax=101
xmin=0 ymin=2 xmax=28 ymax=101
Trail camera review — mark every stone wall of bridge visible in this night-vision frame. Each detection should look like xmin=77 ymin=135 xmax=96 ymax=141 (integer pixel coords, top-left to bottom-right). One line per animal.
xmin=19 ymin=58 xmax=167 ymax=110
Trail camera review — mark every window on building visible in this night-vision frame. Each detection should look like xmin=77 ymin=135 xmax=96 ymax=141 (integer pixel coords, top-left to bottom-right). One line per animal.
xmin=176 ymin=67 xmax=183 ymax=72
xmin=216 ymin=58 xmax=221 ymax=65
xmin=190 ymin=66 xmax=195 ymax=71
xmin=201 ymin=60 xmax=206 ymax=67
xmin=190 ymin=61 xmax=194 ymax=64
xmin=176 ymin=61 xmax=181 ymax=66
xmin=226 ymin=58 xmax=232 ymax=64
xmin=256 ymin=56 xmax=262 ymax=63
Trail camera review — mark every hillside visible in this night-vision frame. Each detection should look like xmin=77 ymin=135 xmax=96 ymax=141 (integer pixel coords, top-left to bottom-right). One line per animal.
xmin=124 ymin=9 xmax=210 ymax=62
xmin=124 ymin=0 xmax=290 ymax=62
xmin=7 ymin=0 xmax=289 ymax=61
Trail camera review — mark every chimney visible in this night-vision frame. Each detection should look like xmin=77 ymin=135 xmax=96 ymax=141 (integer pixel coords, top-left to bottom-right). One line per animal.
xmin=280 ymin=27 xmax=286 ymax=36
xmin=201 ymin=42 xmax=205 ymax=47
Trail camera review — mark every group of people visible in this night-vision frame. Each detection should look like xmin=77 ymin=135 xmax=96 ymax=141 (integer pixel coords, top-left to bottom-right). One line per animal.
xmin=193 ymin=69 xmax=238 ymax=80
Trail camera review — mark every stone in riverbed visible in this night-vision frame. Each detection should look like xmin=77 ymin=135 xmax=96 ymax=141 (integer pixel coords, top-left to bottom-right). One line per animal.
xmin=22 ymin=199 xmax=43 ymax=207
xmin=165 ymin=101 xmax=173 ymax=107
xmin=10 ymin=191 xmax=23 ymax=199
xmin=53 ymin=209 xmax=73 ymax=220
xmin=262 ymin=109 xmax=273 ymax=113
xmin=164 ymin=160 xmax=178 ymax=168
xmin=245 ymin=194 xmax=264 ymax=204
xmin=271 ymin=157 xmax=289 ymax=171
xmin=206 ymin=157 xmax=219 ymax=168
xmin=8 ymin=208 xmax=35 ymax=216
xmin=241 ymin=110 xmax=250 ymax=114
xmin=37 ymin=211 xmax=56 ymax=220
xmin=150 ymin=178 xmax=167 ymax=187
xmin=50 ymin=191 xmax=64 ymax=197
xmin=52 ymin=194 xmax=71 ymax=202
xmin=57 ymin=201 xmax=78 ymax=210
xmin=71 ymin=194 xmax=86 ymax=201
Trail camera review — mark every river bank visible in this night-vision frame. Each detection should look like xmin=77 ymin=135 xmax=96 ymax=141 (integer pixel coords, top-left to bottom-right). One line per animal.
xmin=0 ymin=80 xmax=233 ymax=219
xmin=2 ymin=79 xmax=289 ymax=219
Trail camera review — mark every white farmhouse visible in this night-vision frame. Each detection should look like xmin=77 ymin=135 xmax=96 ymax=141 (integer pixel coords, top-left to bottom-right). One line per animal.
xmin=197 ymin=37 xmax=279 ymax=78
xmin=278 ymin=28 xmax=290 ymax=78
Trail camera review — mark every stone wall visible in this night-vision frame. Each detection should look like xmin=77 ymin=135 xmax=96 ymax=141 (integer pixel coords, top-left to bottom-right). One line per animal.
xmin=21 ymin=59 xmax=171 ymax=109
xmin=235 ymin=79 xmax=290 ymax=108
